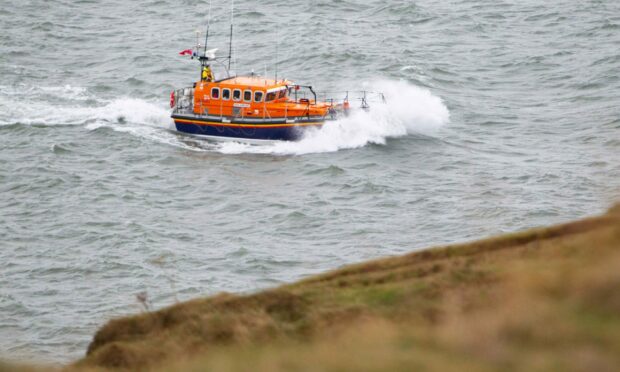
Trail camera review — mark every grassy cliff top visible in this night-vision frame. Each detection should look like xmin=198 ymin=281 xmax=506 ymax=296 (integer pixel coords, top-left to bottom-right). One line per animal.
xmin=5 ymin=205 xmax=620 ymax=371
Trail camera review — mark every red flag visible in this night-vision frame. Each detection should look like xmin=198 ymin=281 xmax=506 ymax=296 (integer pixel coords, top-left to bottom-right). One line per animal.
xmin=179 ymin=49 xmax=193 ymax=56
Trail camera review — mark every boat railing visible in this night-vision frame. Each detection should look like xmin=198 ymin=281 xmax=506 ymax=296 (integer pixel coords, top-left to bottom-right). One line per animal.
xmin=172 ymin=86 xmax=386 ymax=119
xmin=172 ymin=87 xmax=195 ymax=115
xmin=289 ymin=90 xmax=386 ymax=109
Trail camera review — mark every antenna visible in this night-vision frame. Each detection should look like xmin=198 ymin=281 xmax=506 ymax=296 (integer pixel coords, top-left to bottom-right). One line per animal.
xmin=204 ymin=0 xmax=212 ymax=56
xmin=275 ymin=27 xmax=278 ymax=82
xmin=228 ymin=0 xmax=234 ymax=70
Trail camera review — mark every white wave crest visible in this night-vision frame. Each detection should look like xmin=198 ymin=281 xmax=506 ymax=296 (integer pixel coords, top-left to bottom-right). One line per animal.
xmin=215 ymin=80 xmax=450 ymax=155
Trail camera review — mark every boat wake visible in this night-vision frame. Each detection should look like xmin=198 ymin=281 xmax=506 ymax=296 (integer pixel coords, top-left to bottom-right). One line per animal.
xmin=0 ymin=84 xmax=192 ymax=150
xmin=0 ymin=85 xmax=170 ymax=128
xmin=0 ymin=80 xmax=448 ymax=155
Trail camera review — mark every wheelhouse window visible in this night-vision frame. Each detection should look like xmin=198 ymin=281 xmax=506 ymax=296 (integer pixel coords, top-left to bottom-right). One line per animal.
xmin=243 ymin=90 xmax=252 ymax=102
xmin=222 ymin=88 xmax=231 ymax=100
xmin=232 ymin=89 xmax=241 ymax=101
xmin=266 ymin=92 xmax=277 ymax=102
xmin=211 ymin=88 xmax=220 ymax=99
xmin=254 ymin=91 xmax=264 ymax=102
xmin=278 ymin=89 xmax=286 ymax=99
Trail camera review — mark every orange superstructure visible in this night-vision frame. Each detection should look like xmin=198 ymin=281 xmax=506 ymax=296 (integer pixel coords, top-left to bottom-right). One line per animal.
xmin=192 ymin=76 xmax=332 ymax=119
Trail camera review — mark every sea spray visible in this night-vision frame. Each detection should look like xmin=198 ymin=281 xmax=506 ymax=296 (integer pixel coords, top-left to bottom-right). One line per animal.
xmin=216 ymin=80 xmax=450 ymax=155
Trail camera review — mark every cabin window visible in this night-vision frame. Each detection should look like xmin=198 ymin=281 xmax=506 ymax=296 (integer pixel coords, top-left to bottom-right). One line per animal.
xmin=232 ymin=89 xmax=241 ymax=101
xmin=222 ymin=88 xmax=231 ymax=100
xmin=243 ymin=90 xmax=252 ymax=102
xmin=266 ymin=92 xmax=277 ymax=102
xmin=278 ymin=89 xmax=286 ymax=99
xmin=211 ymin=88 xmax=220 ymax=99
xmin=254 ymin=91 xmax=264 ymax=102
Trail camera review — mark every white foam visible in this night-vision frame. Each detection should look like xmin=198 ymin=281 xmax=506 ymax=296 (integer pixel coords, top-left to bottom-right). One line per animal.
xmin=83 ymin=98 xmax=172 ymax=129
xmin=1 ymin=80 xmax=449 ymax=155
xmin=0 ymin=85 xmax=90 ymax=126
xmin=216 ymin=80 xmax=450 ymax=155
xmin=0 ymin=84 xmax=171 ymax=128
xmin=0 ymin=84 xmax=199 ymax=151
xmin=0 ymin=84 xmax=88 ymax=100
xmin=82 ymin=99 xmax=198 ymax=151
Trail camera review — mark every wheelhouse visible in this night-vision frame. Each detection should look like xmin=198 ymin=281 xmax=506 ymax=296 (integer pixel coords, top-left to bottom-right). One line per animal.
xmin=189 ymin=76 xmax=328 ymax=119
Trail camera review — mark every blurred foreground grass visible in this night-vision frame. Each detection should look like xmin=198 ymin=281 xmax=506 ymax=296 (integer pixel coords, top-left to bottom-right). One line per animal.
xmin=4 ymin=205 xmax=620 ymax=371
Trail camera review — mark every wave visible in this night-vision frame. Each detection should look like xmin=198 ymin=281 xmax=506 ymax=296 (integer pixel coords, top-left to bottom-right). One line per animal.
xmin=0 ymin=80 xmax=449 ymax=155
xmin=0 ymin=84 xmax=199 ymax=151
xmin=0 ymin=84 xmax=168 ymax=126
xmin=215 ymin=80 xmax=450 ymax=155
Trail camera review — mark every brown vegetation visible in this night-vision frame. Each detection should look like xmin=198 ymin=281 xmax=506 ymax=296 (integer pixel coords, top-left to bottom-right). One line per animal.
xmin=5 ymin=206 xmax=620 ymax=371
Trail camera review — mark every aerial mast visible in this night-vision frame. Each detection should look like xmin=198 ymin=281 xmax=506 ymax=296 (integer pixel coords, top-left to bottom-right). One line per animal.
xmin=228 ymin=0 xmax=234 ymax=70
xmin=204 ymin=0 xmax=212 ymax=56
xmin=200 ymin=0 xmax=213 ymax=79
xmin=275 ymin=27 xmax=278 ymax=82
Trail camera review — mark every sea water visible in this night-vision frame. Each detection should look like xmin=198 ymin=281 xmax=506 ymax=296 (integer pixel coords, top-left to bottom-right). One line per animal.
xmin=1 ymin=0 xmax=619 ymax=362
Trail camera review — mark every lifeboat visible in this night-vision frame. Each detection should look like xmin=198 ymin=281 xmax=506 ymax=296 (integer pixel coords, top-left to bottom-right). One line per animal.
xmin=170 ymin=28 xmax=384 ymax=142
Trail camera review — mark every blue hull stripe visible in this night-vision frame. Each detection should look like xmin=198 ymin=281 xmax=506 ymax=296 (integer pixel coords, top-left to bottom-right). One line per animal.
xmin=173 ymin=120 xmax=324 ymax=141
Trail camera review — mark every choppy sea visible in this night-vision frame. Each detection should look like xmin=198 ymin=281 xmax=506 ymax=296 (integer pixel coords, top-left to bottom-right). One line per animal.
xmin=1 ymin=0 xmax=619 ymax=363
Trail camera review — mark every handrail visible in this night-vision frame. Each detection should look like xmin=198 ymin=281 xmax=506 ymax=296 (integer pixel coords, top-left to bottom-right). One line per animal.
xmin=286 ymin=88 xmax=386 ymax=108
xmin=171 ymin=86 xmax=386 ymax=117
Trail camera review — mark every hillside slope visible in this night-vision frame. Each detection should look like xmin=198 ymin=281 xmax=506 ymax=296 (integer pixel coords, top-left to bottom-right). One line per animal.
xmin=65 ymin=204 xmax=620 ymax=372
xmin=4 ymin=206 xmax=619 ymax=372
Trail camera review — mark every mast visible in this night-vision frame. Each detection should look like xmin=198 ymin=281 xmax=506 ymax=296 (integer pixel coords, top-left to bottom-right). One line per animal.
xmin=199 ymin=0 xmax=213 ymax=80
xmin=275 ymin=27 xmax=278 ymax=82
xmin=228 ymin=0 xmax=234 ymax=70
xmin=204 ymin=0 xmax=212 ymax=56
